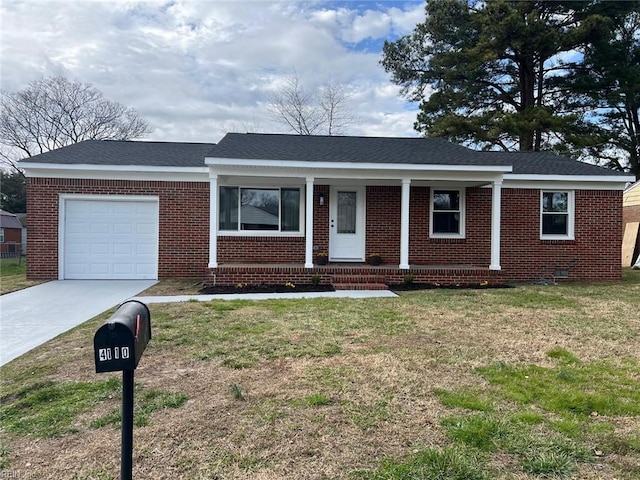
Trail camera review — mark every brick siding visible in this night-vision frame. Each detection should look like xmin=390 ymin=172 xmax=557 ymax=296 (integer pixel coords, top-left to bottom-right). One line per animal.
xmin=26 ymin=177 xmax=209 ymax=279
xmin=206 ymin=264 xmax=504 ymax=288
xmin=0 ymin=228 xmax=22 ymax=255
xmin=27 ymin=178 xmax=624 ymax=282
xmin=501 ymin=189 xmax=623 ymax=282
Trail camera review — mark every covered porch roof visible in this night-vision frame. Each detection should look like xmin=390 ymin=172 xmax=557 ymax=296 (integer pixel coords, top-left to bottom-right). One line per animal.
xmin=205 ymin=133 xmax=513 ymax=187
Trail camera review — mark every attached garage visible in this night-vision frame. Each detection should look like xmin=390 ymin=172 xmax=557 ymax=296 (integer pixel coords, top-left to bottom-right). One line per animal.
xmin=60 ymin=196 xmax=159 ymax=280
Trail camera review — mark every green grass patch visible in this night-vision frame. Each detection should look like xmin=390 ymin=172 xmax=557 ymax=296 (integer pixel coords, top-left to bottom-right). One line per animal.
xmin=0 ymin=444 xmax=11 ymax=469
xmin=510 ymin=410 xmax=546 ymax=425
xmin=546 ymin=346 xmax=581 ymax=364
xmin=229 ymin=383 xmax=245 ymax=401
xmin=441 ymin=414 xmax=508 ymax=452
xmin=91 ymin=389 xmax=187 ymax=428
xmin=0 ymin=257 xmax=40 ymax=294
xmin=295 ymin=392 xmax=332 ymax=407
xmin=521 ymin=449 xmax=581 ymax=476
xmin=429 ymin=350 xmax=640 ymax=478
xmin=433 ymin=388 xmax=494 ymax=412
xmin=441 ymin=412 xmax=592 ymax=476
xmin=477 ymin=358 xmax=640 ymax=417
xmin=0 ymin=378 xmax=120 ymax=438
xmin=0 ymin=257 xmax=25 ymax=276
xmin=356 ymin=446 xmax=488 ymax=480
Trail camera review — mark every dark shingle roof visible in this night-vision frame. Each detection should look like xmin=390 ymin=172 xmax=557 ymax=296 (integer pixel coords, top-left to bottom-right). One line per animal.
xmin=208 ymin=133 xmax=513 ymax=167
xmin=0 ymin=211 xmax=23 ymax=229
xmin=483 ymin=151 xmax=625 ymax=176
xmin=19 ymin=134 xmax=630 ymax=178
xmin=19 ymin=140 xmax=216 ymax=167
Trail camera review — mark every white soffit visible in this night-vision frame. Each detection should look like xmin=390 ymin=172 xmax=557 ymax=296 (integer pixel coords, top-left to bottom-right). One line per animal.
xmin=20 ymin=163 xmax=209 ymax=182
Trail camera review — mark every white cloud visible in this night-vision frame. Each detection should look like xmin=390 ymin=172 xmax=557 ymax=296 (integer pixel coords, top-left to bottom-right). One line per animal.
xmin=1 ymin=0 xmax=425 ymax=144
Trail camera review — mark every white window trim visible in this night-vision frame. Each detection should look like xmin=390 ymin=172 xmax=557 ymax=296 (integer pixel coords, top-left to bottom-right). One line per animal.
xmin=540 ymin=190 xmax=575 ymax=240
xmin=0 ymin=228 xmax=4 ymax=243
xmin=218 ymin=185 xmax=306 ymax=237
xmin=430 ymin=188 xmax=466 ymax=239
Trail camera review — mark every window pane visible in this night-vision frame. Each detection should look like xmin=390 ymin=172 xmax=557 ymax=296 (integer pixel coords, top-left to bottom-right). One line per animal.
xmin=434 ymin=190 xmax=459 ymax=211
xmin=281 ymin=188 xmax=300 ymax=232
xmin=219 ymin=187 xmax=238 ymax=230
xmin=240 ymin=188 xmax=279 ymax=230
xmin=433 ymin=212 xmax=460 ymax=234
xmin=337 ymin=191 xmax=357 ymax=234
xmin=542 ymin=214 xmax=568 ymax=235
xmin=542 ymin=192 xmax=568 ymax=213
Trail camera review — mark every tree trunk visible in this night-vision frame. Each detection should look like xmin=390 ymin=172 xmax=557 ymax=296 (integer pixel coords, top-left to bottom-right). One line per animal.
xmin=519 ymin=56 xmax=536 ymax=151
xmin=629 ymin=105 xmax=640 ymax=180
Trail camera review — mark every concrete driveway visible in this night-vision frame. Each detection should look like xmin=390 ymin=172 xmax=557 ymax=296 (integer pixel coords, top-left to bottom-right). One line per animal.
xmin=0 ymin=280 xmax=156 ymax=366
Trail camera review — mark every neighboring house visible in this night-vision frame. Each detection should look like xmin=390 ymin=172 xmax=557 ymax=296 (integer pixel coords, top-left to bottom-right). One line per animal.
xmin=623 ymin=181 xmax=640 ymax=267
xmin=19 ymin=134 xmax=634 ymax=286
xmin=0 ymin=210 xmax=24 ymax=257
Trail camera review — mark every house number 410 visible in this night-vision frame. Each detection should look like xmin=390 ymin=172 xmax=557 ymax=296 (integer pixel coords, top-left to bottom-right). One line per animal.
xmin=98 ymin=347 xmax=130 ymax=361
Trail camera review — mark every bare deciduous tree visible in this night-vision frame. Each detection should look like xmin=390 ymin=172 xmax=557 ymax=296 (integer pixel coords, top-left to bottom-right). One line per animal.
xmin=0 ymin=76 xmax=151 ymax=172
xmin=267 ymin=74 xmax=356 ymax=136
xmin=319 ymin=79 xmax=355 ymax=136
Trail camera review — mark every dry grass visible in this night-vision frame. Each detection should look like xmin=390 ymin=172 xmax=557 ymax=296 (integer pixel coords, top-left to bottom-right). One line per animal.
xmin=1 ymin=270 xmax=640 ymax=479
xmin=138 ymin=278 xmax=204 ymax=296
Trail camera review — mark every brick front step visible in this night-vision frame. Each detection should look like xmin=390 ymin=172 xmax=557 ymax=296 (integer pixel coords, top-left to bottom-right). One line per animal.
xmin=332 ymin=283 xmax=389 ymax=291
xmin=331 ymin=274 xmax=386 ymax=284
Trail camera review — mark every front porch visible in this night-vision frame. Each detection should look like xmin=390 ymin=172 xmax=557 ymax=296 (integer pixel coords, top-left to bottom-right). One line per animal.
xmin=205 ymin=263 xmax=506 ymax=289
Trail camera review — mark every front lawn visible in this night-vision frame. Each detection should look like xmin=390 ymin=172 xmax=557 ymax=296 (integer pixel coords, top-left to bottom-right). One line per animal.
xmin=0 ymin=257 xmax=41 ymax=295
xmin=1 ymin=270 xmax=639 ymax=479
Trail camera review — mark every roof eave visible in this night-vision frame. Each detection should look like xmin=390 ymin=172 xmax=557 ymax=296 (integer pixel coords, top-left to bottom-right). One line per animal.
xmin=504 ymin=173 xmax=636 ymax=183
xmin=204 ymin=157 xmax=513 ymax=173
xmin=20 ymin=162 xmax=209 ymax=174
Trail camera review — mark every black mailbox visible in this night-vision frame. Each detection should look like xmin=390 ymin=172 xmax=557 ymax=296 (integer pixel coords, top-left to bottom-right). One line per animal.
xmin=94 ymin=300 xmax=151 ymax=373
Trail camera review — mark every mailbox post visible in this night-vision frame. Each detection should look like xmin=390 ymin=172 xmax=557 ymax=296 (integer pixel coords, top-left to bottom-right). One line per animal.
xmin=94 ymin=300 xmax=151 ymax=480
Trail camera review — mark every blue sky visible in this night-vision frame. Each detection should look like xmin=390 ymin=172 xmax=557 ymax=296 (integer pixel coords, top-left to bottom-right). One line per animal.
xmin=1 ymin=0 xmax=426 ymax=143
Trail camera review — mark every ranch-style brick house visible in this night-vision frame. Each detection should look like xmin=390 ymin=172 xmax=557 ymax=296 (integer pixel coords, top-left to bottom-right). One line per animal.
xmin=20 ymin=133 xmax=635 ymax=288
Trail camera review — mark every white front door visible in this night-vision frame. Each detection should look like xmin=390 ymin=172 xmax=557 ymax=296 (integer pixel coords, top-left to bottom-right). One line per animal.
xmin=329 ymin=186 xmax=365 ymax=261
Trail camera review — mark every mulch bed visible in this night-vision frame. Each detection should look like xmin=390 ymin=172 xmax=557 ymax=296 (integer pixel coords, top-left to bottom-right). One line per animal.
xmin=199 ymin=284 xmax=336 ymax=294
xmin=198 ymin=283 xmax=513 ymax=295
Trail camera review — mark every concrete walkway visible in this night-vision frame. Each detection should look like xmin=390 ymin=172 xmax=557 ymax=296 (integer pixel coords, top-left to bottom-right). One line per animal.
xmin=135 ymin=289 xmax=397 ymax=304
xmin=0 ymin=280 xmax=156 ymax=366
xmin=1 ymin=282 xmax=396 ymax=366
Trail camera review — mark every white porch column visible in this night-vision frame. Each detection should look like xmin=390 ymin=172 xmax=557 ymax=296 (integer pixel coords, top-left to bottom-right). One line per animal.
xmin=490 ymin=179 xmax=502 ymax=270
xmin=305 ymin=177 xmax=314 ymax=268
xmin=208 ymin=173 xmax=218 ymax=268
xmin=399 ymin=178 xmax=411 ymax=270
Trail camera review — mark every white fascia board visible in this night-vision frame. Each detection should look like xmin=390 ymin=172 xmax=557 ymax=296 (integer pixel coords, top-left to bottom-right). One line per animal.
xmin=503 ymin=174 xmax=634 ymax=191
xmin=21 ymin=163 xmax=209 ymax=182
xmin=205 ymin=156 xmax=513 ymax=173
xmin=210 ymin=165 xmax=508 ymax=185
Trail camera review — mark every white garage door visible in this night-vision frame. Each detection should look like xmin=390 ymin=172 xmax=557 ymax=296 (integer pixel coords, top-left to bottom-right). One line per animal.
xmin=63 ymin=198 xmax=159 ymax=280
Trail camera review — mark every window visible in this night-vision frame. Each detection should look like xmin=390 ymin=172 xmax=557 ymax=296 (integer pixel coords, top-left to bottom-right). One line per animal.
xmin=541 ymin=191 xmax=574 ymax=239
xmin=431 ymin=189 xmax=465 ymax=237
xmin=0 ymin=228 xmax=4 ymax=243
xmin=219 ymin=186 xmax=302 ymax=233
xmin=337 ymin=191 xmax=357 ymax=234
